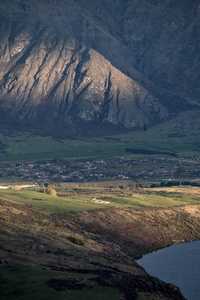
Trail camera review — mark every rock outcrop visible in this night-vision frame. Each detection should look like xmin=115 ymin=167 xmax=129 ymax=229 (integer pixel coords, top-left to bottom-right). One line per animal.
xmin=0 ymin=0 xmax=199 ymax=135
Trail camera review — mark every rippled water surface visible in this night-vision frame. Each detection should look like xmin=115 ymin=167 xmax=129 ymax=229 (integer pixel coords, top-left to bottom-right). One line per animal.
xmin=136 ymin=240 xmax=200 ymax=300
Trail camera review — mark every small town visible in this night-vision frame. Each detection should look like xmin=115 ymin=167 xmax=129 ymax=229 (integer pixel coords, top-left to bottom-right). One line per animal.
xmin=0 ymin=155 xmax=200 ymax=184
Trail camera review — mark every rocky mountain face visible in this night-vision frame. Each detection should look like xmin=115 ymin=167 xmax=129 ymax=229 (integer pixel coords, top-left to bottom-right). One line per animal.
xmin=0 ymin=0 xmax=199 ymax=135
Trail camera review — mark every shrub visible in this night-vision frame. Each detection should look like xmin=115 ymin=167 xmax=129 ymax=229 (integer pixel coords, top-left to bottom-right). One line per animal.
xmin=44 ymin=188 xmax=57 ymax=196
xmin=67 ymin=236 xmax=85 ymax=246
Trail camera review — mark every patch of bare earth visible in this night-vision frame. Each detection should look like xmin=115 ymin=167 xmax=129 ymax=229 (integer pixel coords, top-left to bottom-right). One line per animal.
xmin=68 ymin=205 xmax=200 ymax=257
xmin=148 ymin=187 xmax=200 ymax=195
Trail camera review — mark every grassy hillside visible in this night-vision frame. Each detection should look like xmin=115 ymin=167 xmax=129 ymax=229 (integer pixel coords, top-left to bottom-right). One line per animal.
xmin=1 ymin=264 xmax=119 ymax=300
xmin=0 ymin=110 xmax=200 ymax=162
xmin=1 ymin=185 xmax=200 ymax=299
xmin=1 ymin=186 xmax=200 ymax=215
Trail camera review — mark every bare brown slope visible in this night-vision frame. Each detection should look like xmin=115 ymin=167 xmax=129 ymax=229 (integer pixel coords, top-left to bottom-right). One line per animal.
xmin=62 ymin=205 xmax=200 ymax=259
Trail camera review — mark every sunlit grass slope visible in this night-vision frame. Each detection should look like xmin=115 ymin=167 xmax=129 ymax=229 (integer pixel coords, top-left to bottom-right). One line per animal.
xmin=0 ymin=186 xmax=200 ymax=215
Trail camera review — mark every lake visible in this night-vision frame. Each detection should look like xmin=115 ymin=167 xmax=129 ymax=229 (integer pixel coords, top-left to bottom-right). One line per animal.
xmin=136 ymin=240 xmax=200 ymax=300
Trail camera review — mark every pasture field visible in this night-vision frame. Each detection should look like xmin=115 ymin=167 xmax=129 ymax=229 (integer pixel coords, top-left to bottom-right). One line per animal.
xmin=0 ymin=189 xmax=117 ymax=214
xmin=0 ymin=185 xmax=200 ymax=215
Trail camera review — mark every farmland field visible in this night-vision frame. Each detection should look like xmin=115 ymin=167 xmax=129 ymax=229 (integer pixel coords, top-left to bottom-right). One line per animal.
xmin=1 ymin=186 xmax=200 ymax=215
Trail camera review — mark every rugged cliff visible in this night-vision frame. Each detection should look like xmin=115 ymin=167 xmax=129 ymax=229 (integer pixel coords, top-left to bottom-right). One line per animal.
xmin=0 ymin=0 xmax=199 ymax=135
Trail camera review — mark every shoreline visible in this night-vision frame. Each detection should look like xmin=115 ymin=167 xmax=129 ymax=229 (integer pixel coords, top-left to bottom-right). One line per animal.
xmin=136 ymin=240 xmax=200 ymax=300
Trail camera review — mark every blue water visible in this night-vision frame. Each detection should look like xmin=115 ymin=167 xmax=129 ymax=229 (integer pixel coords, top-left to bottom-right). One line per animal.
xmin=136 ymin=240 xmax=200 ymax=300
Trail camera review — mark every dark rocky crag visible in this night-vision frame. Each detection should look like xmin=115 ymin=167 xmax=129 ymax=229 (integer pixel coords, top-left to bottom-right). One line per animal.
xmin=0 ymin=0 xmax=199 ymax=135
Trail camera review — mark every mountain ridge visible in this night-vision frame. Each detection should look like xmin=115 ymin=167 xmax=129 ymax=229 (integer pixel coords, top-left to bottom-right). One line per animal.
xmin=0 ymin=0 xmax=199 ymax=135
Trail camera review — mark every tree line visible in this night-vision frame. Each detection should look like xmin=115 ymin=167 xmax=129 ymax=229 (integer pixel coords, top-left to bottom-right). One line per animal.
xmin=151 ymin=181 xmax=200 ymax=188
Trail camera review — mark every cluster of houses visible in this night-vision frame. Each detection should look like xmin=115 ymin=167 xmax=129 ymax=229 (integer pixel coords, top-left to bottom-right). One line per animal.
xmin=0 ymin=155 xmax=199 ymax=184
